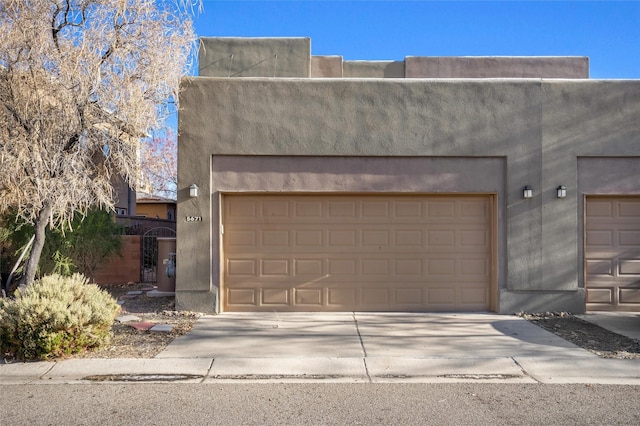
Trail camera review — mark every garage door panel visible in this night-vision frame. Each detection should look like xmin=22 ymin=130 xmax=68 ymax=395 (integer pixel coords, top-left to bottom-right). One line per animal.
xmin=362 ymin=258 xmax=390 ymax=276
xmin=295 ymin=288 xmax=323 ymax=306
xmin=227 ymin=259 xmax=257 ymax=276
xmin=619 ymin=231 xmax=640 ymax=246
xmin=428 ymin=288 xmax=456 ymax=305
xmin=294 ymin=259 xmax=324 ymax=275
xmin=227 ymin=229 xmax=257 ymax=247
xmin=262 ymin=199 xmax=290 ymax=217
xmin=427 ymin=258 xmax=456 ymax=276
xmin=328 ymin=201 xmax=357 ymax=217
xmin=620 ymin=288 xmax=640 ymax=304
xmin=427 ymin=201 xmax=455 ymax=217
xmin=393 ymin=230 xmax=423 ymax=247
xmin=328 ymin=230 xmax=357 ymax=247
xmin=427 ymin=230 xmax=456 ymax=247
xmin=586 ymin=230 xmax=614 ymax=247
xmin=362 ymin=288 xmax=391 ymax=305
xmin=586 ymin=287 xmax=614 ymax=304
xmin=262 ymin=288 xmax=289 ymax=305
xmin=586 ymin=196 xmax=640 ymax=311
xmin=295 ymin=229 xmax=324 ymax=247
xmin=461 ymin=229 xmax=489 ymax=247
xmin=460 ymin=287 xmax=489 ymax=305
xmin=362 ymin=230 xmax=390 ymax=247
xmin=223 ymin=194 xmax=492 ymax=312
xmin=327 ymin=288 xmax=357 ymax=306
xmin=261 ymin=259 xmax=289 ymax=276
xmin=460 ymin=258 xmax=490 ymax=278
xmin=294 ymin=201 xmax=323 ymax=218
xmin=586 ymin=259 xmax=614 ymax=276
xmin=394 ymin=288 xmax=423 ymax=305
xmin=619 ymin=201 xmax=640 ymax=217
xmin=460 ymin=200 xmax=489 ymax=218
xmin=227 ymin=199 xmax=258 ymax=218
xmin=362 ymin=201 xmax=390 ymax=217
xmin=619 ymin=259 xmax=640 ymax=275
xmin=227 ymin=288 xmax=257 ymax=306
xmin=327 ymin=258 xmax=357 ymax=275
xmin=393 ymin=258 xmax=423 ymax=276
xmin=262 ymin=230 xmax=290 ymax=247
xmin=586 ymin=201 xmax=612 ymax=217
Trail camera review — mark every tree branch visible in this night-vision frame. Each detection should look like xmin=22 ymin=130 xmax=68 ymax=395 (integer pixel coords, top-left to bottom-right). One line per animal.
xmin=1 ymin=101 xmax=31 ymax=133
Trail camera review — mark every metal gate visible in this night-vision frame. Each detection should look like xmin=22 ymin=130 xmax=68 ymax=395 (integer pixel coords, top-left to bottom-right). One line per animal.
xmin=141 ymin=227 xmax=176 ymax=283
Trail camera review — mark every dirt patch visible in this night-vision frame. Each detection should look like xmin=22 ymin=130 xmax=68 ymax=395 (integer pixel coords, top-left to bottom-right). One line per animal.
xmin=519 ymin=312 xmax=640 ymax=359
xmin=71 ymin=282 xmax=202 ymax=359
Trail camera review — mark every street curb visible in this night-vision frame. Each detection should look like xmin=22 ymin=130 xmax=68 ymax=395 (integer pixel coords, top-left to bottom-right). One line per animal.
xmin=3 ymin=356 xmax=640 ymax=385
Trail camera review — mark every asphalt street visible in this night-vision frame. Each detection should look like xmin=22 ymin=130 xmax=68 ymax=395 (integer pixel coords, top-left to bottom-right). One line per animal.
xmin=2 ymin=383 xmax=639 ymax=425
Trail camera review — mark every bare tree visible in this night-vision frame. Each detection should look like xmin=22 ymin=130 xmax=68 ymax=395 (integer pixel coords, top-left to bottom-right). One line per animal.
xmin=139 ymin=127 xmax=178 ymax=200
xmin=0 ymin=0 xmax=198 ymax=287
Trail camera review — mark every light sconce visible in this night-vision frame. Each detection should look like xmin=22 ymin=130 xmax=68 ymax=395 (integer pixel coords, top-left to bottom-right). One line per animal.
xmin=189 ymin=183 xmax=199 ymax=198
xmin=557 ymin=185 xmax=567 ymax=199
xmin=523 ymin=185 xmax=533 ymax=199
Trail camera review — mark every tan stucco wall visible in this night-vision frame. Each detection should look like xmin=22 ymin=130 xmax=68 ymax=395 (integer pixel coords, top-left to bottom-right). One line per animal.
xmin=199 ymin=37 xmax=310 ymax=78
xmin=311 ymin=56 xmax=343 ymax=78
xmin=405 ymin=56 xmax=589 ymax=78
xmin=178 ymin=77 xmax=640 ymax=314
xmin=198 ymin=37 xmax=587 ymax=80
xmin=323 ymin=56 xmax=588 ymax=79
xmin=136 ymin=203 xmax=175 ymax=220
xmin=343 ymin=61 xmax=405 ymax=78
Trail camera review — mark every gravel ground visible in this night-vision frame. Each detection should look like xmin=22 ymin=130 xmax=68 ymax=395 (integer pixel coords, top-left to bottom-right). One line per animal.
xmin=518 ymin=312 xmax=640 ymax=359
xmin=71 ymin=282 xmax=202 ymax=359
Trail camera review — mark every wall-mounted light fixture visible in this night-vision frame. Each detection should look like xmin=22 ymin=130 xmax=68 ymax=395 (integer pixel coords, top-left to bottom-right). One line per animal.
xmin=189 ymin=183 xmax=199 ymax=198
xmin=557 ymin=185 xmax=567 ymax=199
xmin=523 ymin=185 xmax=533 ymax=199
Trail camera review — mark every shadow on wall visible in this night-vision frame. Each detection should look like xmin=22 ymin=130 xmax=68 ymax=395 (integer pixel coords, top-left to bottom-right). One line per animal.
xmin=384 ymin=61 xmax=405 ymax=78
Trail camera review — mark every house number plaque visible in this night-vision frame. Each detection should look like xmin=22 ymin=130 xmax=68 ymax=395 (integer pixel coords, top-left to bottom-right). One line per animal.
xmin=185 ymin=216 xmax=202 ymax=222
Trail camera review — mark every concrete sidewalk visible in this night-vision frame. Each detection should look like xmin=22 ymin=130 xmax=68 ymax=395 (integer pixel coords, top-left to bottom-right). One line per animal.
xmin=2 ymin=313 xmax=639 ymax=385
xmin=577 ymin=312 xmax=640 ymax=341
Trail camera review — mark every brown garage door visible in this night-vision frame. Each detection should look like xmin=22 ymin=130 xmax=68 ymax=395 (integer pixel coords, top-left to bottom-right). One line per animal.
xmin=222 ymin=194 xmax=493 ymax=312
xmin=586 ymin=196 xmax=640 ymax=312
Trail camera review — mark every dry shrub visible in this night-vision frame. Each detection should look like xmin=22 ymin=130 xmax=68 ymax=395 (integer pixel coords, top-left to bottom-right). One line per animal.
xmin=0 ymin=274 xmax=121 ymax=360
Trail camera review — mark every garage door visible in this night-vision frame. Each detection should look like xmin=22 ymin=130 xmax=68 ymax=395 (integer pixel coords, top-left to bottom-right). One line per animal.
xmin=222 ymin=194 xmax=493 ymax=312
xmin=586 ymin=196 xmax=640 ymax=312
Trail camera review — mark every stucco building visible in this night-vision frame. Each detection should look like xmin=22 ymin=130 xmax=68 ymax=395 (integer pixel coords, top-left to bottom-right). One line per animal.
xmin=136 ymin=193 xmax=177 ymax=221
xmin=176 ymin=37 xmax=640 ymax=314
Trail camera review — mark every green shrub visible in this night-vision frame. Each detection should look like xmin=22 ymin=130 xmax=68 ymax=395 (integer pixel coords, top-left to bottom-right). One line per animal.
xmin=0 ymin=274 xmax=121 ymax=360
xmin=1 ymin=208 xmax=123 ymax=281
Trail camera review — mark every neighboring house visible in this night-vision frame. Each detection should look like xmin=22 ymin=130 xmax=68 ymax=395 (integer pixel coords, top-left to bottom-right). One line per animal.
xmin=136 ymin=193 xmax=177 ymax=221
xmin=177 ymin=37 xmax=640 ymax=314
xmin=113 ymin=175 xmax=137 ymax=217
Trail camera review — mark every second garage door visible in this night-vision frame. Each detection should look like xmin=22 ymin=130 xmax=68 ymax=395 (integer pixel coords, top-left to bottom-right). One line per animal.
xmin=222 ymin=194 xmax=493 ymax=312
xmin=585 ymin=196 xmax=640 ymax=311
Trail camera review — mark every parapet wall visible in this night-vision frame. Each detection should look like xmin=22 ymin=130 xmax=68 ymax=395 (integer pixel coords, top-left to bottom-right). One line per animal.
xmin=199 ymin=37 xmax=589 ymax=79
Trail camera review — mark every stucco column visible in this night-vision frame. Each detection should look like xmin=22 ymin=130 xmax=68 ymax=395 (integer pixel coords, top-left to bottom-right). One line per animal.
xmin=506 ymin=150 xmax=543 ymax=292
xmin=175 ymin=80 xmax=217 ymax=313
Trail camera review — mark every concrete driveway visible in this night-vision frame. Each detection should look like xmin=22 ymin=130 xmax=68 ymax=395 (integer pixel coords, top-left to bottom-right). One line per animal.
xmin=153 ymin=312 xmax=637 ymax=383
xmin=157 ymin=312 xmax=594 ymax=359
xmin=5 ymin=312 xmax=640 ymax=385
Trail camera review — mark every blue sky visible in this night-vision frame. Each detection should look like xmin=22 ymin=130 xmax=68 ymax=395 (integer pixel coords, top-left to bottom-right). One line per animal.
xmin=193 ymin=1 xmax=639 ymax=78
